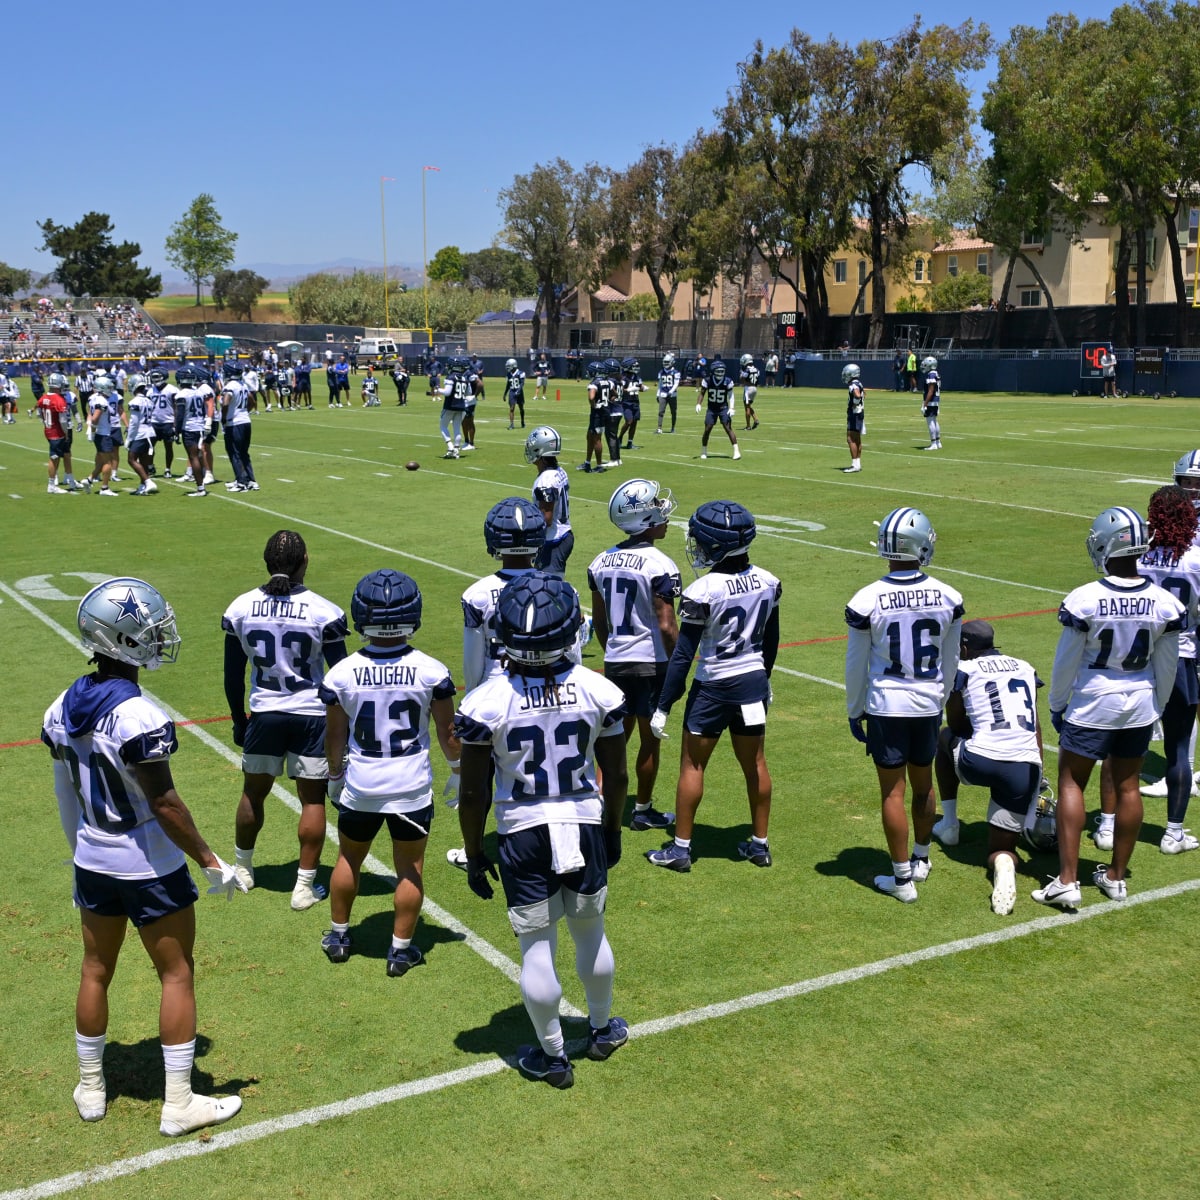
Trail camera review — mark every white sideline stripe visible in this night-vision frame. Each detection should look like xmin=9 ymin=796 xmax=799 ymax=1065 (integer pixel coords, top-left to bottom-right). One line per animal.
xmin=0 ymin=583 xmax=563 ymax=1013
xmin=6 ymin=877 xmax=1198 ymax=1200
xmin=774 ymin=665 xmax=844 ymax=690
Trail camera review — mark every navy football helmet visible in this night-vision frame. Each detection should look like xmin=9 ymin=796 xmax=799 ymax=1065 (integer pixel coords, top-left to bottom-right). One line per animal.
xmin=686 ymin=500 xmax=756 ymax=569
xmin=77 ymin=577 xmax=181 ymax=670
xmin=450 ymin=357 xmax=470 ymax=375
xmin=175 ymin=366 xmax=202 ymax=387
xmin=496 ymin=572 xmax=583 ymax=667
xmin=147 ymin=367 xmax=169 ymax=388
xmin=484 ymin=497 xmax=546 ymax=559
xmin=351 ymin=569 xmax=422 ymax=637
xmin=877 ymin=507 xmax=937 ymax=566
xmin=621 ymin=356 xmax=640 ymax=375
xmin=709 ymin=360 xmax=728 ymax=384
xmin=603 ymin=357 xmax=622 ymax=378
xmin=224 ymin=361 xmax=244 ymax=379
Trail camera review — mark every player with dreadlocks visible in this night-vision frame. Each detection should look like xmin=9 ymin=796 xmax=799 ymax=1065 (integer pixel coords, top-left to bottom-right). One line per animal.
xmin=221 ymin=531 xmax=351 ymax=909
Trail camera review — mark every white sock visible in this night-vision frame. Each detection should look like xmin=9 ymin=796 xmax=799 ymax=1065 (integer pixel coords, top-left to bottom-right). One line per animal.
xmin=391 ymin=935 xmax=411 ymax=951
xmin=517 ymin=930 xmax=565 ymax=1057
xmin=76 ymin=1031 xmax=106 ymax=1089
xmin=750 ymin=834 xmax=769 ymax=848
xmin=674 ymin=837 xmax=691 ymax=850
xmin=162 ymin=1039 xmax=196 ymax=1107
xmin=634 ymin=802 xmax=652 ymax=813
xmin=235 ymin=846 xmax=254 ymax=869
xmin=296 ymin=867 xmax=317 ymax=887
xmin=1097 ymin=813 xmax=1115 ymax=834
xmin=940 ymin=798 xmax=958 ymax=823
xmin=892 ymin=859 xmax=913 ymax=880
xmin=1166 ymin=821 xmax=1184 ymax=837
xmin=912 ymin=842 xmax=930 ymax=858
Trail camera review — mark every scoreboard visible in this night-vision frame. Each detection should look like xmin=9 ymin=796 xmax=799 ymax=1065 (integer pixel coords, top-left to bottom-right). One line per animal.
xmin=1079 ymin=341 xmax=1111 ymax=379
xmin=775 ymin=312 xmax=799 ymax=339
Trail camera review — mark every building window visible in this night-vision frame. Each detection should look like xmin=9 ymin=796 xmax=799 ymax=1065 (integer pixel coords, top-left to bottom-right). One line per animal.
xmin=1019 ymin=288 xmax=1042 ymax=307
xmin=1021 ymin=230 xmax=1044 ymax=249
xmin=1189 ymin=208 xmax=1199 ymax=247
xmin=977 ymin=253 xmax=990 ymax=275
xmin=947 ymin=256 xmax=958 ymax=277
xmin=914 ymin=258 xmax=926 ymax=282
xmin=1185 ymin=281 xmax=1195 ymax=305
xmin=858 ymin=260 xmax=867 ymax=286
xmin=834 ymin=260 xmax=847 ymax=284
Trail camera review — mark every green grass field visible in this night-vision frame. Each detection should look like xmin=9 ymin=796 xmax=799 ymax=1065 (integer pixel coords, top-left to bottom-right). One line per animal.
xmin=1 ymin=375 xmax=1198 ymax=1199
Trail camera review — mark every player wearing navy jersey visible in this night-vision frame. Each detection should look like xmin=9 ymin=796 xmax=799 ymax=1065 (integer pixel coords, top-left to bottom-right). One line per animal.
xmin=646 ymin=502 xmax=780 ymax=871
xmin=1035 ymin=507 xmax=1186 ymax=909
xmin=319 ymin=571 xmax=460 ymax=976
xmin=439 ymin=359 xmax=472 ymax=459
xmin=845 ymin=507 xmax=964 ymax=901
xmin=589 ymin=479 xmax=681 ymax=832
xmin=933 ymin=621 xmax=1046 ymax=914
xmin=698 ymin=361 xmax=741 ymax=461
xmin=738 ymin=354 xmax=760 ymax=429
xmin=391 ymin=360 xmax=410 ymax=406
xmin=533 ymin=352 xmax=551 ymax=400
xmin=920 ymin=356 xmax=941 ymax=450
xmin=461 ymin=361 xmax=482 ymax=451
xmin=580 ymin=361 xmax=615 ymax=472
xmin=294 ymin=358 xmax=313 ymax=408
xmin=842 ymin=363 xmax=865 ymax=473
xmin=618 ymin=357 xmax=644 ymax=449
xmin=655 ymin=352 xmax=681 ymax=434
xmin=223 ymin=531 xmax=349 ymax=910
xmin=220 ymin=364 xmax=258 ymax=492
xmin=455 ymin=573 xmax=629 ymax=1089
xmin=360 ymin=366 xmax=381 ymax=407
xmin=504 ymin=358 xmax=527 ymax=428
xmin=44 ymin=578 xmax=242 ymax=1136
xmin=525 ymin=425 xmax=574 ymax=575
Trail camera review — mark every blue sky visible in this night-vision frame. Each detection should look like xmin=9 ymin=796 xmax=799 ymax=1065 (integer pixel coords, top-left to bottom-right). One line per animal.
xmin=8 ymin=1 xmax=1122 ymax=287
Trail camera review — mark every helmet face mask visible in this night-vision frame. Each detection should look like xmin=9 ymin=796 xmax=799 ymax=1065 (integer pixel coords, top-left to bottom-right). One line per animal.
xmin=877 ymin=507 xmax=937 ymax=567
xmin=505 ymin=358 xmax=518 ymax=372
xmin=484 ymin=497 xmax=547 ymax=559
xmin=1086 ymin=506 xmax=1149 ymax=574
xmin=609 ymin=478 xmax=676 ymax=536
xmin=524 ymin=424 xmax=561 ymax=464
xmin=48 ymin=372 xmax=68 ymax=392
xmin=841 ymin=363 xmax=861 ymax=384
xmin=147 ymin=368 xmax=168 ymax=388
xmin=127 ymin=373 xmax=148 ymax=393
xmin=1023 ymin=780 xmax=1058 ymax=852
xmin=685 ymin=501 xmax=756 ymax=570
xmin=921 ymin=356 xmax=938 ymax=373
xmin=351 ymin=569 xmax=422 ymax=637
xmin=709 ymin=361 xmax=727 ymax=384
xmin=93 ymin=376 xmax=115 ymax=396
xmin=77 ymin=577 xmax=181 ymax=670
xmin=497 ymin=573 xmax=582 ymax=667
xmin=662 ymin=352 xmax=675 ymax=369
xmin=740 ymin=354 xmax=753 ymax=368
xmin=1173 ymin=449 xmax=1200 ymax=508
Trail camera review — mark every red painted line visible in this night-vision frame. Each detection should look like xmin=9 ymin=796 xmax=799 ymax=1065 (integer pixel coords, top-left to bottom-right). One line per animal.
xmin=2 ymin=714 xmax=232 ymax=751
xmin=778 ymin=607 xmax=1058 ymax=650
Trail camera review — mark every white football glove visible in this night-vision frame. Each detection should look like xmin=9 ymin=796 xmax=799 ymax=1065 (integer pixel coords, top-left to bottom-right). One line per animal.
xmin=327 ymin=773 xmax=345 ymax=801
xmin=767 ymin=681 xmax=774 ymax=707
xmin=649 ymin=709 xmax=669 ymax=740
xmin=85 ymin=425 xmax=94 ymax=442
xmin=442 ymin=762 xmax=461 ymax=809
xmin=695 ymin=402 xmax=702 ymax=414
xmin=202 ymin=417 xmax=213 ymax=435
xmin=202 ymin=856 xmax=237 ymax=900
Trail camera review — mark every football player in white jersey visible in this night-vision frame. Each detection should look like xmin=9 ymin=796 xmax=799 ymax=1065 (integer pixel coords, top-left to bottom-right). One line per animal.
xmin=84 ymin=375 xmax=123 ymax=496
xmin=318 ymin=571 xmax=460 ymax=976
xmin=920 ymin=356 xmax=941 ymax=450
xmin=43 ymin=578 xmax=242 ymax=1135
xmin=1036 ymin=507 xmax=1185 ymax=909
xmin=124 ymin=374 xmax=157 ymax=495
xmin=738 ymin=353 xmax=760 ymax=430
xmin=220 ymin=363 xmax=258 ymax=492
xmin=175 ymin=366 xmax=214 ymax=498
xmin=145 ymin=366 xmax=179 ymax=479
xmin=526 ymin=425 xmax=574 ymax=576
xmin=698 ymin=361 xmax=741 ymax=461
xmin=646 ymin=501 xmax=780 ymax=870
xmin=455 ymin=573 xmax=629 ymax=1089
xmin=842 ymin=363 xmax=865 ymax=473
xmin=589 ymin=479 xmax=681 ymax=832
xmin=655 ymin=351 xmax=681 ymax=434
xmin=933 ymin=621 xmax=1047 ymax=914
xmin=222 ymin=531 xmax=349 ymax=910
xmin=844 ymin=507 xmax=965 ymax=901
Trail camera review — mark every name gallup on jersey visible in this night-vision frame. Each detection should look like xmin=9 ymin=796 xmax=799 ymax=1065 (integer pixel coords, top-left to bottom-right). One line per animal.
xmin=352 ymin=663 xmax=418 ymax=688
xmin=878 ymin=587 xmax=944 ymax=611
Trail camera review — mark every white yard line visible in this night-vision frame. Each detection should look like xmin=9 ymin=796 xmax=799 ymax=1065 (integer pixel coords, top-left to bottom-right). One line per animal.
xmin=5 ymin=875 xmax=1197 ymax=1200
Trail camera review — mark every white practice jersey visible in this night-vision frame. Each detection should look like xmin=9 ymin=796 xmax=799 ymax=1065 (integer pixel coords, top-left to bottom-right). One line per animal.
xmin=244 ymin=368 xmax=260 ymax=393
xmin=222 ymin=586 xmax=349 ymax=716
xmin=125 ymin=393 xmax=155 ymax=444
xmin=1137 ymin=544 xmax=1200 ymax=660
xmin=318 ymin=644 xmax=456 ymax=811
xmin=42 ymin=683 xmax=185 ymax=879
xmin=461 ymin=566 xmax=537 ymax=691
xmin=954 ymin=653 xmax=1042 ymax=765
xmin=679 ymin=564 xmax=782 ymax=683
xmin=845 ymin=570 xmax=965 ymax=717
xmin=924 ymin=370 xmax=941 ymax=407
xmin=532 ymin=466 xmax=571 ymax=539
xmin=1049 ymin=575 xmax=1185 ymax=728
xmin=222 ymin=379 xmax=252 ymax=426
xmin=148 ymin=384 xmax=178 ymax=426
xmin=455 ymin=664 xmax=626 ymax=834
xmin=179 ymin=386 xmax=209 ymax=433
xmin=586 ymin=541 xmax=682 ymax=665
xmin=88 ymin=394 xmax=112 ymax=437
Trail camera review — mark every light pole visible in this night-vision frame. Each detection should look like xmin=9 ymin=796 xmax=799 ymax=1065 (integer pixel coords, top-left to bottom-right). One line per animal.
xmin=380 ymin=176 xmax=395 ymax=332
xmin=422 ymin=165 xmax=440 ymax=348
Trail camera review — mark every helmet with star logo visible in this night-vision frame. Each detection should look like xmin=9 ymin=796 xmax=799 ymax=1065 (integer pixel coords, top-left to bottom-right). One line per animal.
xmin=77 ymin=577 xmax=181 ymax=669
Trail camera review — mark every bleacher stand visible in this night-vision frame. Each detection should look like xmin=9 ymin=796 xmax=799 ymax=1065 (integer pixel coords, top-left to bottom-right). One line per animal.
xmin=2 ymin=297 xmax=166 ymax=371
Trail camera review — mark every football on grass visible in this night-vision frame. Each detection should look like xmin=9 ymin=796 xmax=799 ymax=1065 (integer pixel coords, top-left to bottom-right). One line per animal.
xmin=405 ymin=461 xmax=420 ymax=471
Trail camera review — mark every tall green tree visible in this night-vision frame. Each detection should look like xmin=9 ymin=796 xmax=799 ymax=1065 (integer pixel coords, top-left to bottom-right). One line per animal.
xmin=212 ymin=268 xmax=269 ymax=320
xmin=499 ymin=159 xmax=608 ymax=349
xmin=428 ymin=245 xmax=465 ymax=284
xmin=461 ymin=247 xmax=536 ymax=294
xmin=0 ymin=263 xmax=31 ymax=301
xmin=38 ymin=212 xmax=161 ymax=301
xmin=164 ymin=194 xmax=237 ymax=304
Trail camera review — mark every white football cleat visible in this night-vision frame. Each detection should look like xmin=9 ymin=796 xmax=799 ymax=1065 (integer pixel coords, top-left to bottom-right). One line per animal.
xmin=290 ymin=879 xmax=327 ymax=911
xmin=1091 ymin=819 xmax=1114 ymax=852
xmin=73 ymin=1082 xmax=107 ymax=1122
xmin=932 ymin=816 xmax=959 ymax=847
xmin=874 ymin=873 xmax=918 ymax=903
xmin=1160 ymin=829 xmax=1199 ymax=854
xmin=991 ymin=856 xmax=1017 ymax=915
xmin=1139 ymin=776 xmax=1169 ymax=797
xmin=733 ymin=446 xmax=742 ymax=460
xmin=159 ymin=1093 xmax=242 ymax=1137
xmin=233 ymin=865 xmax=254 ymax=893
